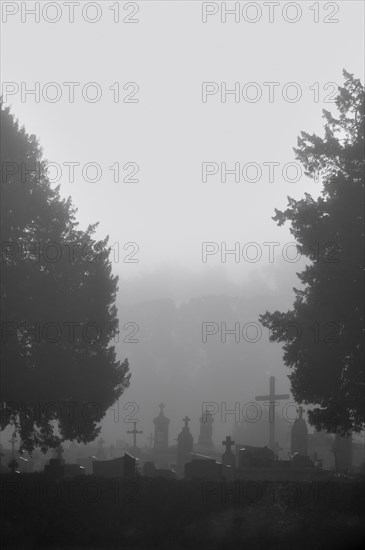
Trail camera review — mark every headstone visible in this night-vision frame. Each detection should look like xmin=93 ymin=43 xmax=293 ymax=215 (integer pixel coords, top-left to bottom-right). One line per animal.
xmin=237 ymin=445 xmax=275 ymax=468
xmin=96 ymin=438 xmax=107 ymax=460
xmin=222 ymin=436 xmax=236 ymax=468
xmin=143 ymin=461 xmax=156 ymax=476
xmin=76 ymin=456 xmax=96 ymax=475
xmin=153 ymin=403 xmax=170 ymax=450
xmin=177 ymin=416 xmax=194 ymax=467
xmin=291 ymin=405 xmax=308 ymax=456
xmin=197 ymin=410 xmax=214 ymax=449
xmin=92 ymin=453 xmax=137 ymax=478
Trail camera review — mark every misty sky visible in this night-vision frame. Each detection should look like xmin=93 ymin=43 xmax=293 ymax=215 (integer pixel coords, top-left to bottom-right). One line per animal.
xmin=1 ymin=0 xmax=364 ymax=449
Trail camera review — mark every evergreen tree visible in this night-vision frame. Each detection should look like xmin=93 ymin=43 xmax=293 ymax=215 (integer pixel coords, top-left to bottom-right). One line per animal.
xmin=260 ymin=71 xmax=364 ymax=434
xmin=1 ymin=103 xmax=130 ymax=452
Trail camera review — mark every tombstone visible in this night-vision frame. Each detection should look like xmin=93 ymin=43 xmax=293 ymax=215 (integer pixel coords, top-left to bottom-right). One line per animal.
xmin=237 ymin=445 xmax=275 ymax=468
xmin=291 ymin=406 xmax=308 ymax=456
xmin=92 ymin=453 xmax=137 ymax=478
xmin=143 ymin=460 xmax=156 ymax=477
xmin=153 ymin=403 xmax=170 ymax=450
xmin=77 ymin=456 xmax=97 ymax=475
xmin=96 ymin=438 xmax=107 ymax=460
xmin=177 ymin=416 xmax=194 ymax=467
xmin=197 ymin=410 xmax=214 ymax=449
xmin=334 ymin=432 xmax=352 ymax=472
xmin=222 ymin=436 xmax=236 ymax=468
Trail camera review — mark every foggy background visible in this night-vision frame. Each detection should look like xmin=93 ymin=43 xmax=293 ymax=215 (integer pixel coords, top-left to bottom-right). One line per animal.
xmin=1 ymin=0 xmax=364 ymax=449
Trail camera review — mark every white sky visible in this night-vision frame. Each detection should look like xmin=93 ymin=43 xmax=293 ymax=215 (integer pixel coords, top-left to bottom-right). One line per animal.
xmin=2 ymin=0 xmax=364 ymax=281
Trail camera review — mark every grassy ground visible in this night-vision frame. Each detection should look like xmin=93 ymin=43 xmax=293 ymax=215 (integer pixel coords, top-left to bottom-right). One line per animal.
xmin=1 ymin=474 xmax=364 ymax=549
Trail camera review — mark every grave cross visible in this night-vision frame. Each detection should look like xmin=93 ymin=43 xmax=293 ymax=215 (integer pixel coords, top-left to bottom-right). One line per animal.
xmin=127 ymin=421 xmax=143 ymax=448
xmin=222 ymin=435 xmax=235 ymax=453
xmin=255 ymin=375 xmax=289 ymax=451
xmin=183 ymin=416 xmax=191 ymax=429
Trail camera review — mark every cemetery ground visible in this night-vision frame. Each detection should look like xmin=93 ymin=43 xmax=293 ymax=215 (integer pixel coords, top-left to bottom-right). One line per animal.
xmin=1 ymin=474 xmax=364 ymax=549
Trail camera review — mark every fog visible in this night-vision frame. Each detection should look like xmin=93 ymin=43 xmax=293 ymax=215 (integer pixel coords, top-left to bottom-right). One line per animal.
xmin=2 ymin=0 xmax=364 ymax=450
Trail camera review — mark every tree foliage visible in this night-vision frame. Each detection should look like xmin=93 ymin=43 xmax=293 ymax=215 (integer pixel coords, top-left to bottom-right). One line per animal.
xmin=260 ymin=71 xmax=364 ymax=434
xmin=1 ymin=103 xmax=130 ymax=452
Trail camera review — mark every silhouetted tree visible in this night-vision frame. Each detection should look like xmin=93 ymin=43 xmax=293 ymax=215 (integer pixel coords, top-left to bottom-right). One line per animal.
xmin=1 ymin=103 xmax=130 ymax=452
xmin=260 ymin=71 xmax=364 ymax=434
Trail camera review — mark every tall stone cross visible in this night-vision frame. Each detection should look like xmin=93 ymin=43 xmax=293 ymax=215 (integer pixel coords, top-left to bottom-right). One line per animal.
xmin=183 ymin=416 xmax=191 ymax=429
xmin=222 ymin=435 xmax=235 ymax=453
xmin=256 ymin=376 xmax=289 ymax=452
xmin=127 ymin=421 xmax=143 ymax=448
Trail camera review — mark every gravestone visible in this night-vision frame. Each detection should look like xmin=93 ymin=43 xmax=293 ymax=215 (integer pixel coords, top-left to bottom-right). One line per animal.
xmin=197 ymin=410 xmax=214 ymax=449
xmin=222 ymin=435 xmax=236 ymax=468
xmin=92 ymin=453 xmax=137 ymax=478
xmin=291 ymin=405 xmax=308 ymax=456
xmin=153 ymin=403 xmax=170 ymax=450
xmin=177 ymin=416 xmax=194 ymax=468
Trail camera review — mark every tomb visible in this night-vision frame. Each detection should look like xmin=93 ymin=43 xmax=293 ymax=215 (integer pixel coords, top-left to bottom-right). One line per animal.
xmin=92 ymin=452 xmax=137 ymax=478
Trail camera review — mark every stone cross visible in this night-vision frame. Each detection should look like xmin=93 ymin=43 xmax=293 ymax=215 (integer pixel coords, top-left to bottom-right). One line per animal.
xmin=222 ymin=435 xmax=235 ymax=453
xmin=127 ymin=421 xmax=143 ymax=448
xmin=256 ymin=376 xmax=289 ymax=451
xmin=183 ymin=416 xmax=191 ymax=429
